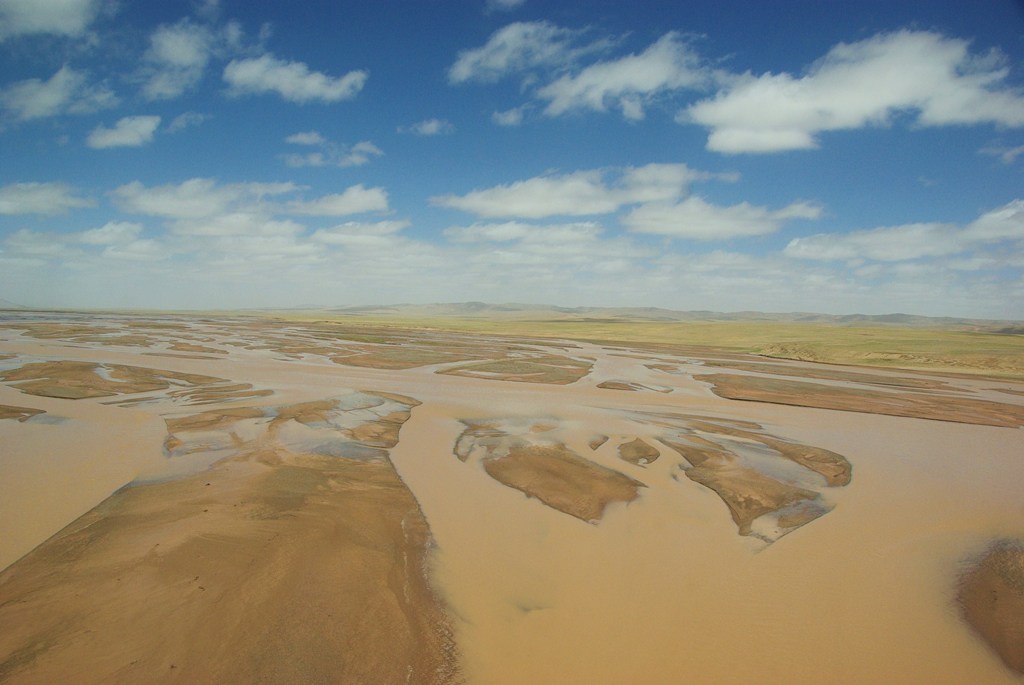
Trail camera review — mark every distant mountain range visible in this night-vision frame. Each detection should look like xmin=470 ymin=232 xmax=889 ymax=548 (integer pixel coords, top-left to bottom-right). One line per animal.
xmin=1 ymin=297 xmax=1020 ymax=331
xmin=326 ymin=302 xmax=1022 ymax=330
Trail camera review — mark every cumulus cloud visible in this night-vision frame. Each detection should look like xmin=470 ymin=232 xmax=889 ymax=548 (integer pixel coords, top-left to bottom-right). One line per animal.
xmin=444 ymin=221 xmax=532 ymax=243
xmin=622 ymin=196 xmax=821 ymax=240
xmin=0 ymin=0 xmax=101 ymax=41
xmin=288 ymin=185 xmax=389 ymax=216
xmin=2 ymin=228 xmax=80 ymax=258
xmin=0 ymin=65 xmax=117 ymax=121
xmin=169 ymin=213 xmax=304 ymax=238
xmin=785 ymin=223 xmax=958 ymax=261
xmin=87 ymin=115 xmax=161 ymax=148
xmin=444 ymin=220 xmax=602 ymax=244
xmin=110 ymin=178 xmax=298 ymax=219
xmin=99 ymin=239 xmax=165 ymax=261
xmin=432 ymin=163 xmax=732 ymax=218
xmin=682 ymin=30 xmax=1024 ymax=153
xmin=785 ymin=199 xmax=1024 ymax=261
xmin=433 ymin=170 xmax=620 ymax=218
xmin=340 ymin=141 xmax=384 ymax=167
xmin=448 ymin=21 xmax=594 ymax=84
xmin=0 ymin=181 xmax=95 ymax=214
xmin=311 ymin=220 xmax=411 ymax=249
xmin=538 ymin=32 xmax=708 ymax=119
xmin=140 ymin=19 xmax=215 ymax=100
xmin=223 ymin=54 xmax=367 ymax=103
xmin=78 ymin=221 xmax=143 ymax=245
xmin=398 ymin=118 xmax=455 ymax=136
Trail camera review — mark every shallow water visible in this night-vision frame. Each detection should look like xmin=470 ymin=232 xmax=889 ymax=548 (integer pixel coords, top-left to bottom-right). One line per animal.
xmin=1 ymin=316 xmax=1023 ymax=683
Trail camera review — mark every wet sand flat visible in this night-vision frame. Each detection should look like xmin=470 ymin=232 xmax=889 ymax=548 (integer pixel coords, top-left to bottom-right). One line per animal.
xmin=0 ymin=391 xmax=458 ymax=684
xmin=2 ymin=311 xmax=1023 ymax=684
xmin=0 ymin=448 xmax=457 ymax=684
xmin=957 ymin=540 xmax=1024 ymax=674
xmin=696 ymin=372 xmax=1024 ymax=427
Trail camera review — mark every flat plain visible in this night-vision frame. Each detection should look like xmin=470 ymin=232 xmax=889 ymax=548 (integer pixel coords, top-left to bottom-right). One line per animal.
xmin=0 ymin=308 xmax=1022 ymax=684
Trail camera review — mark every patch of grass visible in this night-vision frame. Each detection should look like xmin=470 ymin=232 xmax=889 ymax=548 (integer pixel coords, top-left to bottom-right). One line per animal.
xmin=270 ymin=314 xmax=1024 ymax=379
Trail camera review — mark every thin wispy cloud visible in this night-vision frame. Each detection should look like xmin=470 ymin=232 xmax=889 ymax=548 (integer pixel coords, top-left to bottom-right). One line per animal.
xmin=0 ymin=66 xmax=118 ymax=121
xmin=281 ymin=132 xmax=383 ymax=167
xmin=166 ymin=111 xmax=208 ymax=132
xmin=432 ymin=163 xmax=736 ymax=218
xmin=538 ymin=32 xmax=709 ymax=120
xmin=398 ymin=118 xmax=455 ymax=136
xmin=448 ymin=21 xmax=601 ymax=84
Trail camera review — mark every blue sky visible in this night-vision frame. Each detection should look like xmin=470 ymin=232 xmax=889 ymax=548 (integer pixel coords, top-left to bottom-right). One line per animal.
xmin=1 ymin=0 xmax=1023 ymax=317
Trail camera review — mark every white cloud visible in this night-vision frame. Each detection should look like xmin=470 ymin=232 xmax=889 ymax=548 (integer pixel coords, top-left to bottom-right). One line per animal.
xmin=169 ymin=212 xmax=304 ymax=238
xmin=205 ymin=234 xmax=321 ymax=263
xmin=485 ymin=0 xmax=526 ymax=12
xmin=87 ymin=115 xmax=161 ymax=149
xmin=785 ymin=200 xmax=1024 ymax=261
xmin=110 ymin=178 xmax=298 ymax=219
xmin=288 ymin=185 xmax=389 ymax=216
xmin=0 ymin=0 xmax=101 ymax=41
xmin=444 ymin=221 xmax=532 ymax=243
xmin=785 ymin=223 xmax=958 ymax=261
xmin=620 ymin=163 xmax=736 ymax=203
xmin=311 ymin=220 xmax=411 ymax=249
xmin=431 ymin=163 xmax=730 ymax=218
xmin=340 ymin=141 xmax=384 ymax=167
xmin=965 ymin=199 xmax=1024 ymax=242
xmin=79 ymin=221 xmax=142 ymax=245
xmin=622 ymin=196 xmax=821 ymax=240
xmin=448 ymin=21 xmax=592 ymax=84
xmin=538 ymin=32 xmax=708 ymax=119
xmin=0 ymin=181 xmax=95 ymax=214
xmin=2 ymin=228 xmax=81 ymax=258
xmin=100 ymin=239 xmax=165 ymax=262
xmin=223 ymin=54 xmax=367 ymax=103
xmin=433 ymin=170 xmax=618 ymax=218
xmin=282 ymin=133 xmax=383 ymax=167
xmin=444 ymin=221 xmax=602 ymax=245
xmin=492 ymin=106 xmax=525 ymax=126
xmin=399 ymin=118 xmax=455 ymax=136
xmin=0 ymin=65 xmax=117 ymax=121
xmin=285 ymin=130 xmax=326 ymax=146
xmin=140 ymin=19 xmax=215 ymax=100
xmin=683 ymin=30 xmax=1024 ymax=153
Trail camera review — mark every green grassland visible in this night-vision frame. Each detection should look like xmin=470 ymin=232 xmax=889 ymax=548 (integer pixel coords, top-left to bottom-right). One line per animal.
xmin=269 ymin=312 xmax=1024 ymax=380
